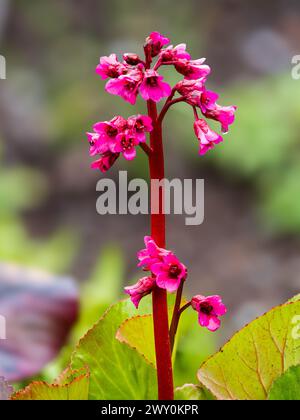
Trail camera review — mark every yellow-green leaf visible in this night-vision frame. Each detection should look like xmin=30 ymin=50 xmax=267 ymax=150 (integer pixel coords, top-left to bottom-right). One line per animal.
xmin=115 ymin=297 xmax=187 ymax=368
xmin=71 ymin=299 xmax=157 ymax=400
xmin=11 ymin=368 xmax=89 ymax=400
xmin=116 ymin=315 xmax=155 ymax=367
xmin=198 ymin=300 xmax=300 ymax=400
xmin=175 ymin=384 xmax=214 ymax=400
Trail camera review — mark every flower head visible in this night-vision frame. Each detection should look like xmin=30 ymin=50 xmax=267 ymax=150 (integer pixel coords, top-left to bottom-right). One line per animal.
xmin=176 ymin=79 xmax=204 ymax=106
xmin=105 ymin=68 xmax=143 ymax=105
xmin=140 ymin=69 xmax=171 ymax=102
xmin=123 ymin=53 xmax=142 ymax=66
xmin=86 ymin=132 xmax=103 ymax=156
xmin=91 ymin=151 xmax=120 ymax=173
xmin=175 ymin=58 xmax=211 ymax=80
xmin=145 ymin=32 xmax=170 ymax=57
xmin=194 ymin=119 xmax=223 ymax=155
xmin=151 ymin=253 xmax=187 ymax=293
xmin=205 ymin=104 xmax=237 ymax=134
xmin=137 ymin=236 xmax=168 ymax=270
xmin=124 ymin=276 xmax=155 ymax=308
xmin=191 ymin=295 xmax=227 ymax=332
xmin=93 ymin=119 xmax=121 ymax=143
xmin=160 ymin=44 xmax=191 ymax=62
xmin=110 ymin=130 xmax=141 ymax=160
xmin=199 ymin=89 xmax=219 ymax=114
xmin=127 ymin=114 xmax=153 ymax=142
xmin=96 ymin=54 xmax=127 ymax=79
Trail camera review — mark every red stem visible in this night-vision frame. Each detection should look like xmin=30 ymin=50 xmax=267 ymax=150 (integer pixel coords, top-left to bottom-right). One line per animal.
xmin=147 ymin=99 xmax=174 ymax=400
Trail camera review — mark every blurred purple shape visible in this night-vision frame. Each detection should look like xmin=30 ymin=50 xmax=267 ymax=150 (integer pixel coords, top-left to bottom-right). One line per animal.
xmin=0 ymin=263 xmax=79 ymax=382
xmin=0 ymin=376 xmax=13 ymax=400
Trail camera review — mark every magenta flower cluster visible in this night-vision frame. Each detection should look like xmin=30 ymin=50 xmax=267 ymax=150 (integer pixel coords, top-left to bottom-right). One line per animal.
xmin=125 ymin=236 xmax=226 ymax=331
xmin=87 ymin=31 xmax=236 ymax=171
xmin=125 ymin=236 xmax=187 ymax=305
xmin=87 ymin=114 xmax=153 ymax=172
xmin=88 ymin=32 xmax=231 ymax=333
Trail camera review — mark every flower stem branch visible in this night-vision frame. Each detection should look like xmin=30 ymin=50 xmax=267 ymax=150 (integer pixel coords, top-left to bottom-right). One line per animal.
xmin=193 ymin=106 xmax=199 ymax=120
xmin=178 ymin=301 xmax=192 ymax=315
xmin=157 ymin=97 xmax=185 ymax=124
xmin=139 ymin=142 xmax=153 ymax=156
xmin=169 ymin=299 xmax=192 ymax=352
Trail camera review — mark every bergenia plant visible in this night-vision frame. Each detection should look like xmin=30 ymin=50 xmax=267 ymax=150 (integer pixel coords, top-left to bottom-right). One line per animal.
xmin=10 ymin=32 xmax=300 ymax=402
xmin=87 ymin=32 xmax=236 ymax=399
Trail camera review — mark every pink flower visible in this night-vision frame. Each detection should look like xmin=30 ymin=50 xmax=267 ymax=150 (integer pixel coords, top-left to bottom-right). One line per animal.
xmin=127 ymin=114 xmax=153 ymax=142
xmin=91 ymin=151 xmax=120 ymax=173
xmin=124 ymin=276 xmax=156 ymax=308
xmin=199 ymin=89 xmax=219 ymax=114
xmin=194 ymin=119 xmax=223 ymax=155
xmin=205 ymin=104 xmax=237 ymax=134
xmin=86 ymin=132 xmax=102 ymax=156
xmin=123 ymin=53 xmax=142 ymax=66
xmin=96 ymin=54 xmax=127 ymax=79
xmin=105 ymin=68 xmax=143 ymax=105
xmin=145 ymin=32 xmax=170 ymax=57
xmin=160 ymin=44 xmax=191 ymax=62
xmin=109 ymin=130 xmax=142 ymax=161
xmin=140 ymin=70 xmax=171 ymax=102
xmin=191 ymin=295 xmax=227 ymax=332
xmin=176 ymin=79 xmax=204 ymax=106
xmin=151 ymin=253 xmax=187 ymax=293
xmin=175 ymin=58 xmax=211 ymax=80
xmin=93 ymin=118 xmax=122 ymax=145
xmin=137 ymin=236 xmax=169 ymax=270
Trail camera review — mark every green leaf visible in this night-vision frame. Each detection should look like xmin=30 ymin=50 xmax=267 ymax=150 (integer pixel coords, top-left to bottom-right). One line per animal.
xmin=71 ymin=299 xmax=157 ymax=400
xmin=175 ymin=384 xmax=214 ymax=400
xmin=198 ymin=300 xmax=300 ymax=400
xmin=268 ymin=365 xmax=300 ymax=400
xmin=11 ymin=368 xmax=89 ymax=400
xmin=116 ymin=315 xmax=155 ymax=367
xmin=115 ymin=299 xmax=188 ymax=369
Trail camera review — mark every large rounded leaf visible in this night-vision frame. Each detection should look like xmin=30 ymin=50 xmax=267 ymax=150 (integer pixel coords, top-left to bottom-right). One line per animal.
xmin=268 ymin=365 xmax=300 ymax=400
xmin=116 ymin=315 xmax=156 ymax=367
xmin=11 ymin=368 xmax=89 ymax=400
xmin=71 ymin=299 xmax=157 ymax=400
xmin=0 ymin=263 xmax=79 ymax=381
xmin=198 ymin=300 xmax=300 ymax=400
